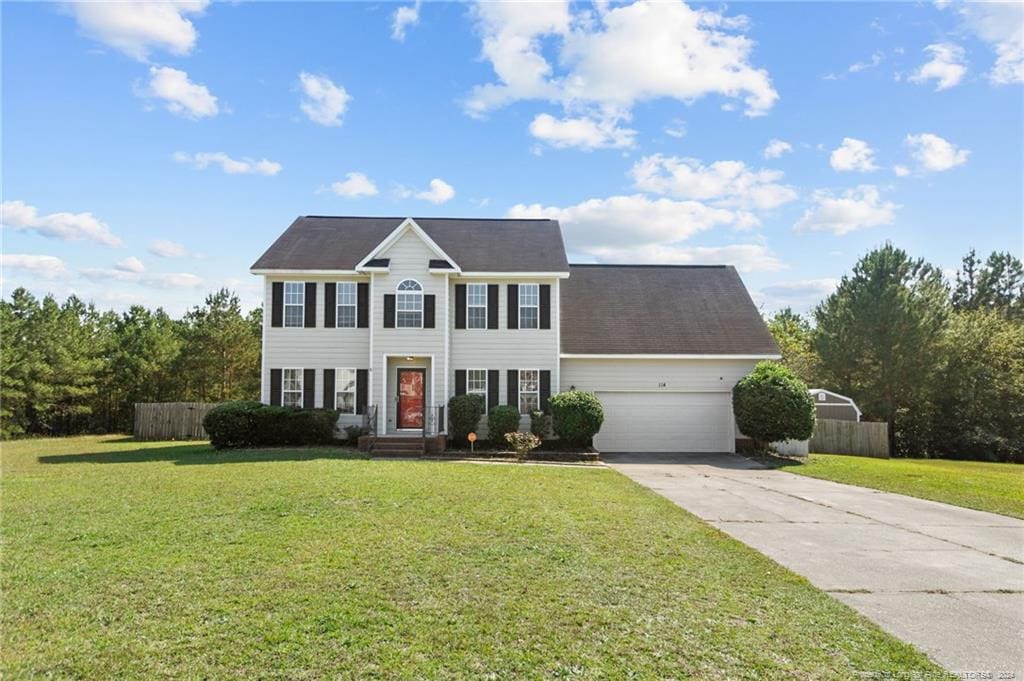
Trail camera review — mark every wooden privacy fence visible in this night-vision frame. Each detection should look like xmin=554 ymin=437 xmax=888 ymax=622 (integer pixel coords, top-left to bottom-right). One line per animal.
xmin=134 ymin=402 xmax=219 ymax=441
xmin=810 ymin=418 xmax=889 ymax=458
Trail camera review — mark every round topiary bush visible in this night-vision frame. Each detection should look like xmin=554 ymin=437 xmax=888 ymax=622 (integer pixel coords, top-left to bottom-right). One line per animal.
xmin=733 ymin=361 xmax=816 ymax=452
xmin=487 ymin=405 xmax=520 ymax=443
xmin=549 ymin=390 xmax=604 ymax=447
xmin=203 ymin=400 xmax=263 ymax=449
xmin=448 ymin=393 xmax=485 ymax=444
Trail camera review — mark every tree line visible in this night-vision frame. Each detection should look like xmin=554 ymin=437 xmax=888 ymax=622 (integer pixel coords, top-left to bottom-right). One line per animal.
xmin=769 ymin=246 xmax=1023 ymax=462
xmin=1 ymin=289 xmax=261 ymax=438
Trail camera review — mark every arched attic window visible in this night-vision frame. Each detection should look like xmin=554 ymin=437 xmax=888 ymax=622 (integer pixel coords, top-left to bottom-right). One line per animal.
xmin=396 ymin=279 xmax=423 ymax=328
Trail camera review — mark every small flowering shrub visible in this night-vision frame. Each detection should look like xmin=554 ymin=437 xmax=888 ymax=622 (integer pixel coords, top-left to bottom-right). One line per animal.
xmin=505 ymin=431 xmax=541 ymax=461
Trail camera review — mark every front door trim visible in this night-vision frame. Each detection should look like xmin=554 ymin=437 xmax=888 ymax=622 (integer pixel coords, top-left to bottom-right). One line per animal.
xmin=381 ymin=354 xmax=436 ymax=435
xmin=396 ymin=367 xmax=426 ymax=429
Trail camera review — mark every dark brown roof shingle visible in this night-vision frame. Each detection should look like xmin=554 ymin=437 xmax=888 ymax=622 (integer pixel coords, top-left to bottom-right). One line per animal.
xmin=251 ymin=216 xmax=569 ymax=273
xmin=561 ymin=264 xmax=779 ymax=356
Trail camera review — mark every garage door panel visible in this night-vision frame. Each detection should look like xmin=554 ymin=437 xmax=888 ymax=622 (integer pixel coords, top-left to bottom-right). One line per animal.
xmin=595 ymin=392 xmax=734 ymax=453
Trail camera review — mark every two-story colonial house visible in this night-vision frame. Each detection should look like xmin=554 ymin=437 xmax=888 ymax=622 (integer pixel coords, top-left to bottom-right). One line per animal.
xmin=251 ymin=216 xmax=779 ymax=453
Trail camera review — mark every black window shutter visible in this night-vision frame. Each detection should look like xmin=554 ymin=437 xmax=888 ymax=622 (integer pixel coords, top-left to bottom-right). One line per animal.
xmin=487 ymin=285 xmax=499 ymax=329
xmin=357 ymin=283 xmax=369 ymax=328
xmin=455 ymin=284 xmax=466 ymax=329
xmin=356 ymin=369 xmax=368 ymax=415
xmin=271 ymin=282 xmax=283 ymax=327
xmin=270 ymin=368 xmax=282 ymax=406
xmin=323 ymin=369 xmax=335 ymax=410
xmin=383 ymin=294 xmax=395 ymax=328
xmin=324 ymin=283 xmax=336 ymax=328
xmin=423 ymin=295 xmax=435 ymax=328
xmin=303 ymin=369 xmax=315 ymax=409
xmin=507 ymin=369 xmax=519 ymax=411
xmin=455 ymin=369 xmax=466 ymax=396
xmin=540 ymin=284 xmax=551 ymax=330
xmin=487 ymin=370 xmax=499 ymax=411
xmin=507 ymin=284 xmax=519 ymax=329
xmin=304 ymin=283 xmax=317 ymax=328
xmin=540 ymin=370 xmax=551 ymax=412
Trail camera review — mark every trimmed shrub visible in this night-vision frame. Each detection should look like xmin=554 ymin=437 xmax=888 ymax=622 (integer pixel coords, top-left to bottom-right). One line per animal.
xmin=203 ymin=401 xmax=263 ymax=449
xmin=733 ymin=361 xmax=815 ymax=452
xmin=530 ymin=410 xmax=552 ymax=439
xmin=487 ymin=405 xmax=520 ymax=441
xmin=549 ymin=390 xmax=604 ymax=447
xmin=448 ymin=393 xmax=485 ymax=444
xmin=505 ymin=431 xmax=541 ymax=461
xmin=204 ymin=401 xmax=339 ymax=449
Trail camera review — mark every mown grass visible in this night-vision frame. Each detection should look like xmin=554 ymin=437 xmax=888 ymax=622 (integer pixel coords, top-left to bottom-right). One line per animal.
xmin=2 ymin=436 xmax=940 ymax=678
xmin=783 ymin=454 xmax=1024 ymax=519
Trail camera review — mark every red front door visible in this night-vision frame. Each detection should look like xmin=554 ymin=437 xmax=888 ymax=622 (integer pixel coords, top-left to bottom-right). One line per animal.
xmin=397 ymin=369 xmax=425 ymax=429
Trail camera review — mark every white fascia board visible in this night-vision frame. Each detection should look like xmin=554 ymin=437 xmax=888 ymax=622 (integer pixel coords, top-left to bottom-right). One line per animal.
xmin=356 ymin=266 xmax=390 ymax=273
xmin=456 ymin=271 xmax=570 ymax=279
xmin=560 ymin=353 xmax=783 ymax=360
xmin=250 ymin=268 xmax=362 ymax=276
xmin=355 ymin=217 xmax=462 ymax=272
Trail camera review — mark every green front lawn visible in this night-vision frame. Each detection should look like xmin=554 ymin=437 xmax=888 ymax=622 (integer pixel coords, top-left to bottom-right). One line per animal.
xmin=2 ymin=436 xmax=937 ymax=678
xmin=783 ymin=454 xmax=1024 ymax=519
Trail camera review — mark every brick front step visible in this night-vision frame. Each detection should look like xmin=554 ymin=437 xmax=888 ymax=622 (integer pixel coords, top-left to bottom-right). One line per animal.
xmin=358 ymin=434 xmax=447 ymax=456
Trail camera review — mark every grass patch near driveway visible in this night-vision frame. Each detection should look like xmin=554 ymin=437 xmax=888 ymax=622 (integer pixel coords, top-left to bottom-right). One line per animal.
xmin=3 ymin=436 xmax=938 ymax=678
xmin=783 ymin=454 xmax=1024 ymax=519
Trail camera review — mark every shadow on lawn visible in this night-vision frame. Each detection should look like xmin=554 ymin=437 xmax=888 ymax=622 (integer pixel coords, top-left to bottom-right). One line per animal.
xmin=38 ymin=444 xmax=368 ymax=466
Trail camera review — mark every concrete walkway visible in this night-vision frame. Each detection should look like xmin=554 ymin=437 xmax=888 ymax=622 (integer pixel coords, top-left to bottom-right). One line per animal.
xmin=604 ymin=452 xmax=1024 ymax=674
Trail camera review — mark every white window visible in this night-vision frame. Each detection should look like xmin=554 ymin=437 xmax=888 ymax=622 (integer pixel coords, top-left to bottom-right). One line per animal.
xmin=396 ymin=279 xmax=423 ymax=328
xmin=467 ymin=369 xmax=488 ymax=411
xmin=817 ymin=392 xmax=826 ymax=402
xmin=519 ymin=283 xmax=539 ymax=329
xmin=336 ymin=368 xmax=357 ymax=414
xmin=336 ymin=282 xmax=356 ymax=328
xmin=284 ymin=282 xmax=305 ymax=328
xmin=467 ymin=284 xmax=487 ymax=329
xmin=519 ymin=369 xmax=539 ymax=413
xmin=282 ymin=368 xmax=303 ymax=407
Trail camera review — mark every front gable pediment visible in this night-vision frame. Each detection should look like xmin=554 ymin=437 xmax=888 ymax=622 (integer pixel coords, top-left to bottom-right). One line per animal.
xmin=356 ymin=218 xmax=461 ymax=273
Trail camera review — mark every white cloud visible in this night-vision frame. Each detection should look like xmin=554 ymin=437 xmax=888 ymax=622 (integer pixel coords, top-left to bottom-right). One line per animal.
xmin=849 ymin=50 xmax=884 ymax=73
xmin=794 ymin=185 xmax=898 ymax=236
xmin=330 ymin=172 xmax=379 ymax=198
xmin=142 ymin=66 xmax=218 ymax=119
xmin=115 ymin=256 xmax=146 ymax=273
xmin=630 ymin=154 xmax=797 ymax=211
xmin=664 ymin=119 xmax=687 ymax=139
xmin=80 ymin=267 xmax=203 ymax=289
xmin=763 ymin=139 xmax=792 ymax=159
xmin=758 ymin=278 xmax=838 ymax=311
xmin=298 ymin=72 xmax=350 ymax=127
xmin=509 ymin=194 xmax=752 ymax=251
xmin=173 ymin=151 xmax=281 ymax=176
xmin=956 ymin=2 xmax=1023 ymax=85
xmin=583 ymin=243 xmax=785 ymax=273
xmin=415 ymin=178 xmax=456 ymax=204
xmin=465 ymin=0 xmax=777 ymax=125
xmin=0 ymin=254 xmax=70 ymax=279
xmin=528 ymin=113 xmax=636 ymax=150
xmin=67 ymin=1 xmax=209 ymax=60
xmin=893 ymin=164 xmax=911 ymax=177
xmin=148 ymin=239 xmax=190 ymax=258
xmin=829 ymin=137 xmax=878 ymax=172
xmin=391 ymin=1 xmax=421 ymax=42
xmin=905 ymin=133 xmax=970 ymax=172
xmin=1 ymin=200 xmax=122 ymax=247
xmin=909 ymin=43 xmax=967 ymax=91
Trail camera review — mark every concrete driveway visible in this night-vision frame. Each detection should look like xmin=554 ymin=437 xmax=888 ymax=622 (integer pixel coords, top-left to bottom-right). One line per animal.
xmin=604 ymin=452 xmax=1024 ymax=674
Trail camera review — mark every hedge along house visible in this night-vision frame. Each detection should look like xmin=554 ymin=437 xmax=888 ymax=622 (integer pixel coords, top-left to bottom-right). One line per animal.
xmin=808 ymin=389 xmax=862 ymax=422
xmin=251 ymin=216 xmax=780 ymax=453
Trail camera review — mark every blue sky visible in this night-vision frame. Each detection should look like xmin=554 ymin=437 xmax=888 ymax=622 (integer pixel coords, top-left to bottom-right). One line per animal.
xmin=2 ymin=1 xmax=1022 ymax=315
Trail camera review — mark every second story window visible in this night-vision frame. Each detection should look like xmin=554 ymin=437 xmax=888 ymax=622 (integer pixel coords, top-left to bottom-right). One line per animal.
xmin=519 ymin=283 xmax=539 ymax=329
xmin=396 ymin=279 xmax=423 ymax=328
xmin=284 ymin=282 xmax=305 ymax=327
xmin=467 ymin=283 xmax=487 ymax=329
xmin=336 ymin=282 xmax=356 ymax=328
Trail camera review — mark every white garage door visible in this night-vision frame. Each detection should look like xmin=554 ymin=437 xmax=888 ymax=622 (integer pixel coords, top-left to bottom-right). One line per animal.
xmin=594 ymin=391 xmax=735 ymax=453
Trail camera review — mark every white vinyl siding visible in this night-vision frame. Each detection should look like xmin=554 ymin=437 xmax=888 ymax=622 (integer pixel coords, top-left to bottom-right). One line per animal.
xmin=284 ymin=282 xmax=304 ymax=327
xmin=336 ymin=282 xmax=356 ymax=328
xmin=519 ymin=369 xmax=539 ymax=413
xmin=519 ymin=283 xmax=539 ymax=329
xmin=282 ymin=368 xmax=303 ymax=407
xmin=467 ymin=283 xmax=487 ymax=329
xmin=335 ymin=368 xmax=356 ymax=414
